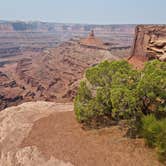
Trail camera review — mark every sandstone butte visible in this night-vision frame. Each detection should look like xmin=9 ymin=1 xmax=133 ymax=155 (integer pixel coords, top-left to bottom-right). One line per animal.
xmin=128 ymin=25 xmax=166 ymax=69
xmin=80 ymin=30 xmax=108 ymax=50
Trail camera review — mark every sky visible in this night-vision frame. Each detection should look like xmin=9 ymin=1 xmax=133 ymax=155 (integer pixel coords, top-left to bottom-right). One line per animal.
xmin=0 ymin=0 xmax=166 ymax=24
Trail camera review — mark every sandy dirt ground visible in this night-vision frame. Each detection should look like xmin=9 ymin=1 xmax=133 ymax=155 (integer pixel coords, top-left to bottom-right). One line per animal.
xmin=21 ymin=110 xmax=163 ymax=166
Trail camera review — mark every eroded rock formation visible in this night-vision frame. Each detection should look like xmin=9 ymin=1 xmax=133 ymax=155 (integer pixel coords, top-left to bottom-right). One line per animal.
xmin=0 ymin=23 xmax=135 ymax=110
xmin=128 ymin=25 xmax=166 ymax=68
xmin=15 ymin=40 xmax=117 ymax=102
xmin=0 ymin=39 xmax=118 ymax=110
xmin=80 ymin=30 xmax=108 ymax=50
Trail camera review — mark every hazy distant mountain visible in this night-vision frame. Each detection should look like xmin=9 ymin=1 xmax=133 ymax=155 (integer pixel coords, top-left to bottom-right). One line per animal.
xmin=0 ymin=20 xmax=136 ymax=32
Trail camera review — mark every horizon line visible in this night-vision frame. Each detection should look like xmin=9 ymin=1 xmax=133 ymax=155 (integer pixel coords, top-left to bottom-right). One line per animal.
xmin=1 ymin=19 xmax=166 ymax=26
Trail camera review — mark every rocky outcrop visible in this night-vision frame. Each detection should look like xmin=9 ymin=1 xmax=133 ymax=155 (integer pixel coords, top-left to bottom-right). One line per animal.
xmin=0 ymin=101 xmax=73 ymax=166
xmin=128 ymin=25 xmax=166 ymax=68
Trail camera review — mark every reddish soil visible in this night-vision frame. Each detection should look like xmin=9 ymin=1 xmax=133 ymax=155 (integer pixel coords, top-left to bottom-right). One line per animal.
xmin=21 ymin=111 xmax=162 ymax=166
xmin=128 ymin=55 xmax=147 ymax=69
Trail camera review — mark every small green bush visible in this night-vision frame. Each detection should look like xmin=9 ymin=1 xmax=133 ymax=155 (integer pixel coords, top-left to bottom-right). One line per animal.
xmin=156 ymin=119 xmax=166 ymax=161
xmin=141 ymin=115 xmax=166 ymax=161
xmin=141 ymin=115 xmax=161 ymax=147
xmin=74 ymin=81 xmax=92 ymax=122
xmin=137 ymin=60 xmax=166 ymax=116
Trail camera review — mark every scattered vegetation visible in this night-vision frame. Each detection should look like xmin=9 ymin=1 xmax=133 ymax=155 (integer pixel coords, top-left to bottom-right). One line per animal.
xmin=74 ymin=60 xmax=166 ymax=161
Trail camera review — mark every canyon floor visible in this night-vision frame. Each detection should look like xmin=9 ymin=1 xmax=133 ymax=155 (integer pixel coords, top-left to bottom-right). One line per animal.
xmin=0 ymin=101 xmax=163 ymax=166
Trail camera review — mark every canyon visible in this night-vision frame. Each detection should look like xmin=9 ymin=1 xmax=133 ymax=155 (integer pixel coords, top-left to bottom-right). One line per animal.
xmin=0 ymin=21 xmax=135 ymax=110
xmin=0 ymin=21 xmax=135 ymax=59
xmin=0 ymin=38 xmax=117 ymax=110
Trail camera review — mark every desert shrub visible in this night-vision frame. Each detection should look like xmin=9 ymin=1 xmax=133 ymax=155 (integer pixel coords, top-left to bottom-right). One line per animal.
xmin=74 ymin=60 xmax=166 ymax=124
xmin=141 ymin=115 xmax=166 ymax=161
xmin=110 ymin=87 xmax=137 ymax=120
xmin=74 ymin=81 xmax=92 ymax=122
xmin=141 ymin=114 xmax=161 ymax=147
xmin=136 ymin=60 xmax=166 ymax=116
xmin=85 ymin=60 xmax=137 ymax=87
xmin=74 ymin=60 xmax=140 ymax=124
xmin=74 ymin=86 xmax=112 ymax=125
xmin=156 ymin=119 xmax=166 ymax=161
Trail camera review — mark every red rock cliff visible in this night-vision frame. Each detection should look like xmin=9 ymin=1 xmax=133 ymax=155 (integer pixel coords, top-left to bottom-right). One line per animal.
xmin=128 ymin=25 xmax=166 ymax=68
